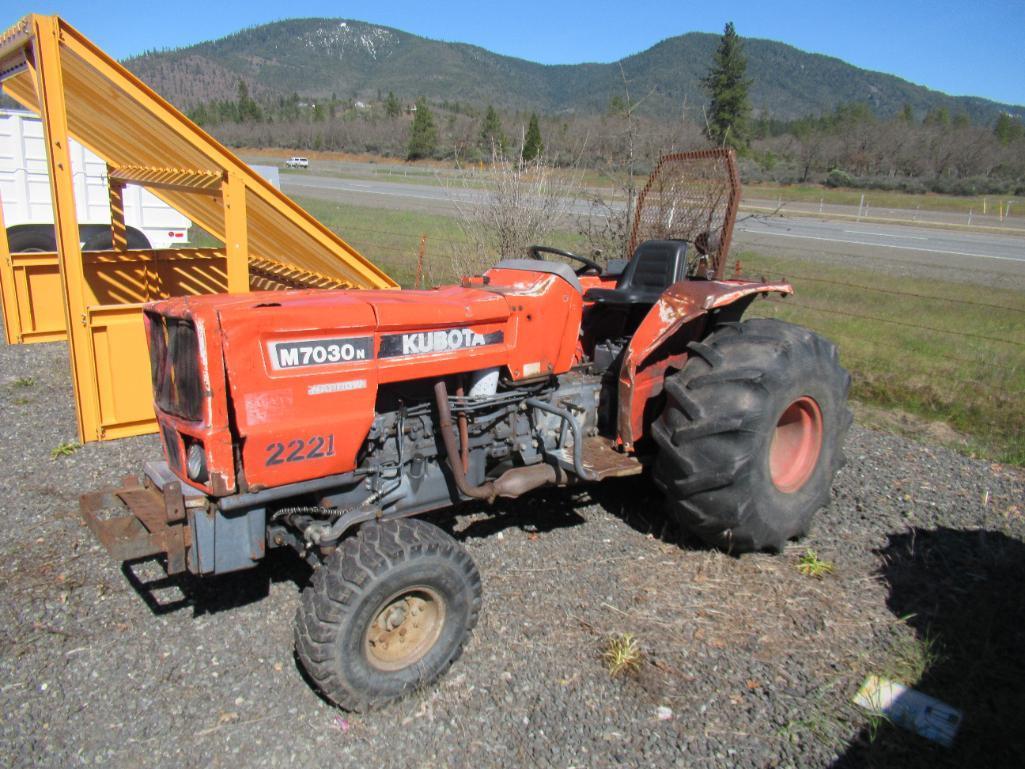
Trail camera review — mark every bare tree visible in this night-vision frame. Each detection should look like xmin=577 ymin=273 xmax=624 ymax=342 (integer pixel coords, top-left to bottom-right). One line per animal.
xmin=578 ymin=66 xmax=708 ymax=262
xmin=446 ymin=137 xmax=582 ymax=276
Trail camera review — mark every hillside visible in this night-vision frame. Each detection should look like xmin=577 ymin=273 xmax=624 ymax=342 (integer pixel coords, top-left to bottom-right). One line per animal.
xmin=125 ymin=18 xmax=1024 ymax=123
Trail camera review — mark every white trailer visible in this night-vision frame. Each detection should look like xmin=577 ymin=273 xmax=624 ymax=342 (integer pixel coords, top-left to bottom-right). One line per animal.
xmin=0 ymin=108 xmax=190 ymax=250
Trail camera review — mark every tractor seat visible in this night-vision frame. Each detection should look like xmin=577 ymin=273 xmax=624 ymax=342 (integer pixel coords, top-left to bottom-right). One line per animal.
xmin=583 ymin=240 xmax=689 ymax=307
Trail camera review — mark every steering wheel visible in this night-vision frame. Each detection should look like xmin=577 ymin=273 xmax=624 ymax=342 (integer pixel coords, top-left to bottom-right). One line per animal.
xmin=528 ymin=245 xmax=603 ymax=276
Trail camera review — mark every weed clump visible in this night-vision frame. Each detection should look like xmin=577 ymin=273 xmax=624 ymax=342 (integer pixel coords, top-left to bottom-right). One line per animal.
xmin=602 ymin=633 xmax=643 ymax=677
xmin=797 ymin=549 xmax=835 ymax=578
xmin=50 ymin=441 xmax=81 ymax=460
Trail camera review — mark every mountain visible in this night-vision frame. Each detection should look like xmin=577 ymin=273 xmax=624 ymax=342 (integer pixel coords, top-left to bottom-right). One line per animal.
xmin=125 ymin=18 xmax=1024 ymax=124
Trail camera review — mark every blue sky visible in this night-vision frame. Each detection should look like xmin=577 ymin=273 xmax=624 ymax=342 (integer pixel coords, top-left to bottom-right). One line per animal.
xmin=8 ymin=0 xmax=1024 ymax=105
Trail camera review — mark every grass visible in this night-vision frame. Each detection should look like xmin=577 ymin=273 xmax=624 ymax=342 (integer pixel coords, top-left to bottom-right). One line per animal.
xmin=740 ymin=248 xmax=1025 ymax=464
xmin=602 ymin=633 xmax=643 ymax=677
xmin=775 ymin=679 xmax=852 ymax=751
xmin=273 ymin=195 xmax=1025 ymax=464
xmin=292 ymin=196 xmax=589 ymax=286
xmin=864 ymin=711 xmax=890 ymax=744
xmin=12 ymin=377 xmax=35 ymax=388
xmin=293 ymin=196 xmax=471 ymax=286
xmin=50 ymin=441 xmax=81 ymax=460
xmin=796 ymin=549 xmax=835 ymax=578
xmin=886 ymin=622 xmax=945 ymax=684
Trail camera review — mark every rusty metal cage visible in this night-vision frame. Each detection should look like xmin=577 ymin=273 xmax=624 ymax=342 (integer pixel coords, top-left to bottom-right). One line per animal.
xmin=628 ymin=148 xmax=741 ymax=280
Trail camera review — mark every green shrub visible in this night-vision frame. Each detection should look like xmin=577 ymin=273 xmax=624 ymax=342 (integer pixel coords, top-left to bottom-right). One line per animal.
xmin=825 ymin=168 xmax=854 ymax=188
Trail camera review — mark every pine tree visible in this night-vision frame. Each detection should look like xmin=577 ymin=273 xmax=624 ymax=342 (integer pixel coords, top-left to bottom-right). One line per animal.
xmin=407 ymin=98 xmax=438 ymax=160
xmin=701 ymin=22 xmax=752 ymax=150
xmin=479 ymin=105 xmax=507 ymax=155
xmin=923 ymin=107 xmax=950 ymax=127
xmin=522 ymin=113 xmax=544 ymax=161
xmin=188 ymin=103 xmax=209 ymax=126
xmin=994 ymin=113 xmax=1025 ymax=143
xmin=385 ymin=91 xmax=401 ymax=119
xmin=236 ymin=79 xmax=262 ymax=123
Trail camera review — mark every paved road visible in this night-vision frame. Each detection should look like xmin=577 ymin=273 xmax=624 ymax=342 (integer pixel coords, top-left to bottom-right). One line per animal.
xmin=733 ymin=215 xmax=1025 ymax=264
xmin=282 ymin=173 xmax=483 ymax=209
xmin=281 ymin=172 xmax=1025 ymax=286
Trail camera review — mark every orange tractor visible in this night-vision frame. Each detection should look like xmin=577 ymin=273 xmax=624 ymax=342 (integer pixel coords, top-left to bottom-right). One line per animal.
xmin=83 ymin=151 xmax=851 ymax=710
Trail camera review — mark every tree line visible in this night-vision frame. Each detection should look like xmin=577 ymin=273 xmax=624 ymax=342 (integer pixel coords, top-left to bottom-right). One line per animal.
xmin=186 ymin=25 xmax=1025 ymax=195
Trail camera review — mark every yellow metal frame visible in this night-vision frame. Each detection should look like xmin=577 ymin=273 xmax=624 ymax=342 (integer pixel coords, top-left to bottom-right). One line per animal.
xmin=0 ymin=14 xmax=397 ymax=442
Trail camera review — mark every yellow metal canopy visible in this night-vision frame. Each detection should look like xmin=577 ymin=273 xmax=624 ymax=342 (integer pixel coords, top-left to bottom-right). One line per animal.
xmin=0 ymin=15 xmax=397 ymax=442
xmin=0 ymin=15 xmax=396 ymax=289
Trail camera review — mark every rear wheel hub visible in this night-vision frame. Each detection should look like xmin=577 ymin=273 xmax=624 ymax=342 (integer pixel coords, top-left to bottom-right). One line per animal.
xmin=769 ymin=396 xmax=824 ymax=494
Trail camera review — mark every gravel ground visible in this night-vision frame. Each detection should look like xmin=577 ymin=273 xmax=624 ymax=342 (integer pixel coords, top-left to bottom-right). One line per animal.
xmin=1 ymin=330 xmax=1023 ymax=769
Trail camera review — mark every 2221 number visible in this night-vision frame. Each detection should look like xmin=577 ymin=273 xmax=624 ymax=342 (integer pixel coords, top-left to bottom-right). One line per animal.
xmin=265 ymin=435 xmax=335 ymax=466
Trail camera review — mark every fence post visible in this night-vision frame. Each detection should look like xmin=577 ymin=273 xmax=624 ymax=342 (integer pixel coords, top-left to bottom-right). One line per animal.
xmin=414 ymin=234 xmax=428 ymax=289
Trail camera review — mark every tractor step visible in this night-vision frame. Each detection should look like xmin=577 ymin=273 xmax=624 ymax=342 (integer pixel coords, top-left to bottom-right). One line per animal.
xmin=565 ymin=436 xmax=645 ymax=481
xmin=80 ymin=474 xmax=194 ymax=574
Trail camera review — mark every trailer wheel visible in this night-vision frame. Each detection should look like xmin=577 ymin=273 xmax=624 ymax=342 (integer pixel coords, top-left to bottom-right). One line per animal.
xmin=652 ymin=318 xmax=852 ymax=553
xmin=82 ymin=226 xmax=151 ymax=251
xmin=294 ymin=518 xmax=481 ymax=711
xmin=6 ymin=227 xmax=56 ymax=252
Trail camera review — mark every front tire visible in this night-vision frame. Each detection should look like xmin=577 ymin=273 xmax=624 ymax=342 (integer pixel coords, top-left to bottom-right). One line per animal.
xmin=294 ymin=518 xmax=481 ymax=711
xmin=652 ymin=319 xmax=852 ymax=553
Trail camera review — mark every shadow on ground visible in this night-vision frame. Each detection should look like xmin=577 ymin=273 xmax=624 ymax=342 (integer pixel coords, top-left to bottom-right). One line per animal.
xmin=439 ymin=474 xmax=697 ymax=548
xmin=118 ymin=471 xmax=701 ymax=620
xmin=119 ymin=477 xmax=661 ymax=617
xmin=438 ymin=489 xmax=590 ymax=541
xmin=121 ymin=547 xmax=312 ymax=616
xmin=833 ymin=526 xmax=1025 ymax=768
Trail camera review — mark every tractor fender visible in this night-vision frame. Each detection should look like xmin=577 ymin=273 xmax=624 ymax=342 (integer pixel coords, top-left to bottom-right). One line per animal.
xmin=616 ymin=279 xmax=793 ymax=450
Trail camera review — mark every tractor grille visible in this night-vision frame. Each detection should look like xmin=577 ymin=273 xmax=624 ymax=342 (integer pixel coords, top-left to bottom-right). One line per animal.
xmin=162 ymin=422 xmax=183 ymax=475
xmin=146 ymin=312 xmax=203 ymax=422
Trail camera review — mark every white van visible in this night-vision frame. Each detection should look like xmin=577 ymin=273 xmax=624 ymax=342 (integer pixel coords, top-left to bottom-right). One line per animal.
xmin=0 ymin=109 xmax=191 ymax=251
xmin=285 ymin=156 xmax=309 ymax=169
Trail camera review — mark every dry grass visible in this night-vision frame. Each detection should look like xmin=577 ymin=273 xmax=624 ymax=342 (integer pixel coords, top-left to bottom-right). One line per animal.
xmin=602 ymin=633 xmax=643 ymax=677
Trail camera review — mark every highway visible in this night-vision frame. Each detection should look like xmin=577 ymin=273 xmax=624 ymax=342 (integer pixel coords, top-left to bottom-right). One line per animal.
xmin=280 ymin=172 xmax=1025 ymax=286
xmin=733 ymin=215 xmax=1025 ymax=264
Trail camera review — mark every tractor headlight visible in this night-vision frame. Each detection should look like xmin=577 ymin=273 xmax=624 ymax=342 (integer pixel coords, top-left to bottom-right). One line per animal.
xmin=186 ymin=442 xmax=208 ymax=483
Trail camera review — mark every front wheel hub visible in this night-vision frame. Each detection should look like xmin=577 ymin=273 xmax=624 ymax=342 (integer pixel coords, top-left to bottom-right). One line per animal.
xmin=364 ymin=587 xmax=445 ymax=672
xmin=769 ymin=396 xmax=824 ymax=494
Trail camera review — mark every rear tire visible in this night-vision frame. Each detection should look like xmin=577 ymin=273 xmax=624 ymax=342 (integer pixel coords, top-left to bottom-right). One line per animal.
xmin=652 ymin=319 xmax=852 ymax=553
xmin=294 ymin=519 xmax=481 ymax=711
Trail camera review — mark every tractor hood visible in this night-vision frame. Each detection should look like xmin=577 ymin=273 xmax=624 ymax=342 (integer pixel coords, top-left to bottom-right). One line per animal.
xmin=145 ymin=270 xmax=583 ymax=494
